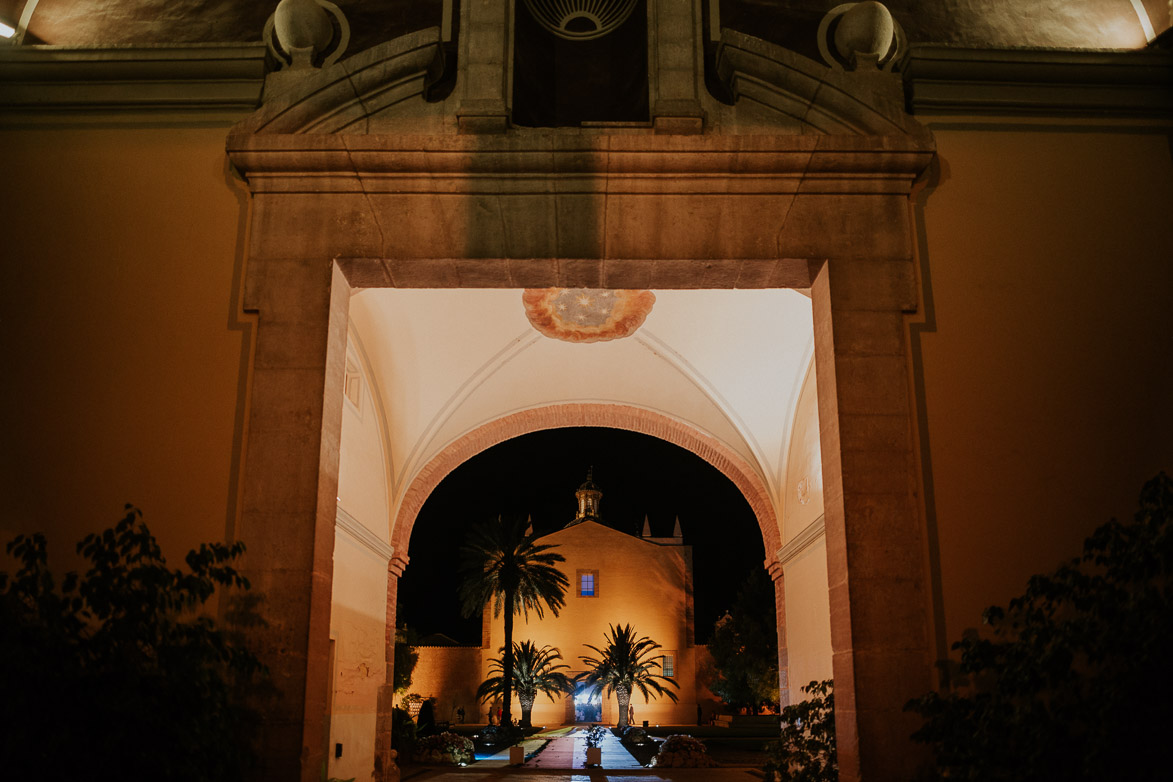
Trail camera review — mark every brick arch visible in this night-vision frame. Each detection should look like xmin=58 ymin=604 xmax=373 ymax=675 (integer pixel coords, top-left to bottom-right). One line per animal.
xmin=389 ymin=403 xmax=781 ymax=566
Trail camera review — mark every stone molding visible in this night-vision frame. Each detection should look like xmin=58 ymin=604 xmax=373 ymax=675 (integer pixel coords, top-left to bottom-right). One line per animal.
xmin=0 ymin=43 xmax=265 ymax=123
xmin=716 ymin=30 xmax=926 ymax=137
xmin=386 ymin=403 xmax=781 ymax=565
xmin=903 ymin=45 xmax=1173 ymax=118
xmin=335 ymin=504 xmax=395 ymax=563
xmin=776 ymin=514 xmax=826 ymax=567
xmin=242 ymin=28 xmax=444 ymax=133
xmin=226 ymin=132 xmax=936 ymax=197
xmin=4 ymin=37 xmax=1171 ymax=124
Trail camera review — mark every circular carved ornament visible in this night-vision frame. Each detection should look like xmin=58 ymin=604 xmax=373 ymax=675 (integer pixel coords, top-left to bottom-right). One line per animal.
xmin=521 ymin=0 xmax=640 ymax=41
xmin=523 ymin=288 xmax=656 ymax=343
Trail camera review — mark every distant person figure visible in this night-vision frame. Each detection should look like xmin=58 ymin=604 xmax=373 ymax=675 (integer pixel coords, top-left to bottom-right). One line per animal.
xmin=457 ymin=706 xmax=465 ymax=724
xmin=497 ymin=706 xmax=503 ymax=726
xmin=628 ymin=704 xmax=634 ymax=726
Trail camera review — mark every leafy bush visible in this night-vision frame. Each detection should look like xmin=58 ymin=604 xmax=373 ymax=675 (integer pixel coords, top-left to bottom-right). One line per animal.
xmin=391 ymin=706 xmax=417 ymax=759
xmin=411 ymin=731 xmax=474 ymax=765
xmin=584 ymin=724 xmax=609 ymax=747
xmin=708 ymin=569 xmax=779 ymax=713
xmin=622 ymin=725 xmax=652 ymax=744
xmin=906 ymin=472 xmax=1173 ymax=781
xmin=478 ymin=722 xmax=524 ymax=747
xmin=0 ymin=507 xmax=266 ymax=781
xmin=651 ymin=734 xmax=719 ymax=767
xmin=763 ymin=679 xmax=837 ymax=782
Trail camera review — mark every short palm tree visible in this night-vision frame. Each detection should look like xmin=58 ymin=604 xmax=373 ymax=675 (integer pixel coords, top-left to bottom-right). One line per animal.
xmin=577 ymin=623 xmax=679 ymax=729
xmin=477 ymin=640 xmax=574 ymax=729
xmin=458 ymin=515 xmax=568 ymax=726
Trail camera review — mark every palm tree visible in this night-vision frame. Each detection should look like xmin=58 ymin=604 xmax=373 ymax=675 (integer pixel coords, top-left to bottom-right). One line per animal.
xmin=477 ymin=640 xmax=574 ymax=729
xmin=577 ymin=623 xmax=679 ymax=730
xmin=458 ymin=515 xmax=568 ymax=726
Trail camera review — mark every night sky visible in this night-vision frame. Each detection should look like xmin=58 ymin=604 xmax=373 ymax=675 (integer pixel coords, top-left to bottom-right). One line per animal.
xmin=397 ymin=427 xmax=766 ymax=645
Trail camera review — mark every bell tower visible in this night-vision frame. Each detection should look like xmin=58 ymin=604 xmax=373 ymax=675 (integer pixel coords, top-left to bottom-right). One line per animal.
xmin=567 ymin=468 xmax=604 ymax=526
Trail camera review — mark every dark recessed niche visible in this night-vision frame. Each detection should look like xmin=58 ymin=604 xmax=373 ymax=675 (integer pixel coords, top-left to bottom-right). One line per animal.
xmin=511 ymin=0 xmax=649 ymax=128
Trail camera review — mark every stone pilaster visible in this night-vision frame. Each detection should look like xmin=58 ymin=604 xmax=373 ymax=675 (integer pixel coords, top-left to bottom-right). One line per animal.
xmin=374 ymin=556 xmax=406 ymax=782
xmin=768 ymin=558 xmax=790 ymax=706
xmin=810 ymin=257 xmax=931 ymax=782
xmin=239 ymin=259 xmax=350 ymax=782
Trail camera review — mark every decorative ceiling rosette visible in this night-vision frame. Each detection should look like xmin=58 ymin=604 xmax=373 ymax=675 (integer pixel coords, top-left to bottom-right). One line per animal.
xmin=522 ymin=288 xmax=656 ymax=343
xmin=520 ymin=0 xmax=641 ymax=41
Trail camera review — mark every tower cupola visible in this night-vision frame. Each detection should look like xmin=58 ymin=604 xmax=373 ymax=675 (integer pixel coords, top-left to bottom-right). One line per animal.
xmin=567 ymin=468 xmax=603 ymax=527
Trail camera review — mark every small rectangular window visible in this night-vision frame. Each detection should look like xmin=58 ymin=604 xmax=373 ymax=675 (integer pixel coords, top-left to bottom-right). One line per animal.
xmin=661 ymin=653 xmax=675 ymax=678
xmin=578 ymin=569 xmax=598 ymax=597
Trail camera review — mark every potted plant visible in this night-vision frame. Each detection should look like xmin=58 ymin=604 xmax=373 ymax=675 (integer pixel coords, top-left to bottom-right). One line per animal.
xmin=584 ymin=725 xmax=607 ymax=766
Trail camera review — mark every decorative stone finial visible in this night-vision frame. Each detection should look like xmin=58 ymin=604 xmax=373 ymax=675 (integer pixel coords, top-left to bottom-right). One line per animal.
xmin=818 ymin=2 xmax=904 ymax=72
xmin=834 ymin=2 xmax=894 ymax=69
xmin=264 ymin=0 xmax=350 ymax=74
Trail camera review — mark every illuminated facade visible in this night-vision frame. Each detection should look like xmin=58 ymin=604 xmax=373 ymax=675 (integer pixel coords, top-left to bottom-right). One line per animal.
xmin=2 ymin=3 xmax=1170 ymax=782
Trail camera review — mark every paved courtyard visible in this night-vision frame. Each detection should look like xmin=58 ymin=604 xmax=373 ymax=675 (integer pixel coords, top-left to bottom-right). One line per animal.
xmin=403 ymin=727 xmax=763 ymax=782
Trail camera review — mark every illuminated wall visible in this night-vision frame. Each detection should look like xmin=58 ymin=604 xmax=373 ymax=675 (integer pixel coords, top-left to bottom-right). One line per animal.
xmin=328 ymin=342 xmax=394 ymax=779
xmin=484 ymin=520 xmax=698 ymax=726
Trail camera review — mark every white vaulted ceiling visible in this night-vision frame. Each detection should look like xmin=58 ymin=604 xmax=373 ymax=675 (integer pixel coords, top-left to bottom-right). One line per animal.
xmin=347 ymin=287 xmax=814 ymax=535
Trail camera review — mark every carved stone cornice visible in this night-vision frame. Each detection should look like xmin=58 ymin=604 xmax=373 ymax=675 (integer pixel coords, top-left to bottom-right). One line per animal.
xmin=776 ymin=514 xmax=826 ymax=568
xmin=0 ymin=43 xmax=266 ymax=124
xmin=225 ymin=131 xmax=936 ymax=196
xmin=903 ymin=45 xmax=1173 ymax=118
xmin=335 ymin=505 xmax=395 ymax=563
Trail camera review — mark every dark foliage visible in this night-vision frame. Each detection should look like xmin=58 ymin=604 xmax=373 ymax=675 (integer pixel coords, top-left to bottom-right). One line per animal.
xmin=458 ymin=514 xmax=568 ymax=725
xmin=906 ymin=472 xmax=1173 ymax=781
xmin=391 ymin=706 xmax=418 ymax=760
xmin=707 ymin=568 xmax=779 ymax=713
xmin=393 ymin=605 xmax=419 ymax=694
xmin=0 ymin=506 xmax=267 ymax=781
xmin=764 ymin=679 xmax=837 ymax=782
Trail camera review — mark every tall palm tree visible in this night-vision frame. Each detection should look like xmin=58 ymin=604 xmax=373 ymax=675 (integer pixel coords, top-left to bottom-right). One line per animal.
xmin=458 ymin=515 xmax=568 ymax=726
xmin=477 ymin=640 xmax=574 ymax=729
xmin=577 ymin=623 xmax=679 ymax=729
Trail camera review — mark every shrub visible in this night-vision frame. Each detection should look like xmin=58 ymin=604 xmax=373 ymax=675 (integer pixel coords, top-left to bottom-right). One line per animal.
xmin=391 ymin=706 xmax=417 ymax=759
xmin=651 ymin=734 xmax=718 ymax=767
xmin=478 ymin=722 xmax=524 ymax=747
xmin=584 ymin=724 xmax=609 ymax=748
xmin=906 ymin=472 xmax=1173 ymax=781
xmin=763 ymin=679 xmax=836 ymax=782
xmin=623 ymin=726 xmax=652 ymax=744
xmin=412 ymin=731 xmax=475 ymax=765
xmin=0 ymin=507 xmax=266 ymax=781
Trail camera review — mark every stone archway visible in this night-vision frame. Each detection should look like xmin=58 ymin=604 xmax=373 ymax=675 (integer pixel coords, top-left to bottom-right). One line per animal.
xmin=227 ymin=24 xmax=936 ymax=782
xmin=387 ymin=403 xmax=781 ymax=560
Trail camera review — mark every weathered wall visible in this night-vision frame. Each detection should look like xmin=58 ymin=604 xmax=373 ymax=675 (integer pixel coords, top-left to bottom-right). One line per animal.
xmin=328 ymin=530 xmax=389 ymax=779
xmin=411 ymin=646 xmax=483 ymax=723
xmin=915 ymin=121 xmax=1173 ymax=655
xmin=329 ymin=348 xmax=393 ymax=779
xmin=783 ymin=538 xmax=834 ymax=690
xmin=0 ymin=126 xmax=249 ymax=568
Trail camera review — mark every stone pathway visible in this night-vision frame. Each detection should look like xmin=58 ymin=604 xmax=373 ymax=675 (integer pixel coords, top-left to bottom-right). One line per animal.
xmin=402 ymin=769 xmax=761 ymax=781
xmin=523 ymin=727 xmax=644 ymax=770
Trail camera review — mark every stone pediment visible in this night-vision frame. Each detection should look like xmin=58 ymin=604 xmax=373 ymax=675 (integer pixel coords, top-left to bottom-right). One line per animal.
xmin=235 ymin=27 xmax=446 ymax=135
xmin=233 ymin=22 xmax=929 ymax=140
xmin=715 ymin=30 xmax=927 ymax=138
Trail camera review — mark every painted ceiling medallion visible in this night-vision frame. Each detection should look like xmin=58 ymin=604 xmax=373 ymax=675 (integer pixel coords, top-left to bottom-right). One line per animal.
xmin=523 ymin=288 xmax=655 ymax=343
xmin=521 ymin=0 xmax=640 ymax=41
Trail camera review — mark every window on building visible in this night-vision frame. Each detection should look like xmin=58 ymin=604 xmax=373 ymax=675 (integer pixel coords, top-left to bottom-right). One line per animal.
xmin=578 ymin=569 xmax=598 ymax=597
xmin=661 ymin=652 xmax=675 ymax=678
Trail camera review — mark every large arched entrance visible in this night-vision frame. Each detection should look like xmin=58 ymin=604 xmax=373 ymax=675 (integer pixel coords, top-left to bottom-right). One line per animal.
xmin=226 ymin=7 xmax=935 ymax=781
